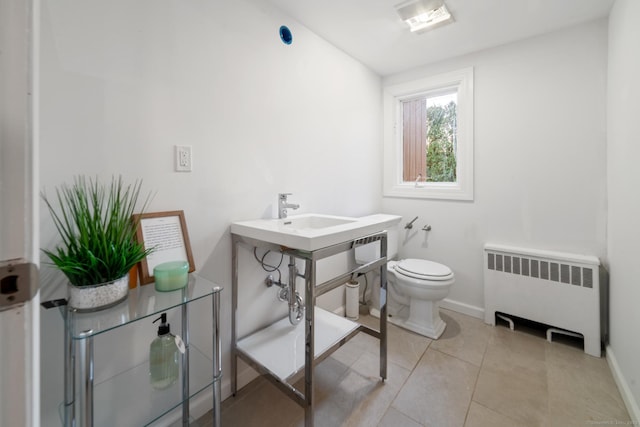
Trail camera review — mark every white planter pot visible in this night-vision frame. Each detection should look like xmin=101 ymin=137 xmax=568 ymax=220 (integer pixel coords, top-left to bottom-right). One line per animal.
xmin=68 ymin=275 xmax=129 ymax=312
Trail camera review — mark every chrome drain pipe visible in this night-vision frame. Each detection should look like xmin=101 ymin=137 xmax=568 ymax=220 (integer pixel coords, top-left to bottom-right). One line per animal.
xmin=288 ymin=256 xmax=304 ymax=325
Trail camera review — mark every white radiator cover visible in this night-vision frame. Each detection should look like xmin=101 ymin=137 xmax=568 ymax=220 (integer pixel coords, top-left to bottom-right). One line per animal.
xmin=484 ymin=243 xmax=606 ymax=357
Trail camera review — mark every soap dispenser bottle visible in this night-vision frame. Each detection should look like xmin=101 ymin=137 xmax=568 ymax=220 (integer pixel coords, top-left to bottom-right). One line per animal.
xmin=149 ymin=312 xmax=179 ymax=390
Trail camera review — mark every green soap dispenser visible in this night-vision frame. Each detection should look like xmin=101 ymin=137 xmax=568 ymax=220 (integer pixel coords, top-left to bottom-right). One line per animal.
xmin=149 ymin=312 xmax=179 ymax=390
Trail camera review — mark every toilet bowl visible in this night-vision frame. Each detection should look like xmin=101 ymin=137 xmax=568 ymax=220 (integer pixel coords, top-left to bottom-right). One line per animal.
xmin=385 ymin=259 xmax=454 ymax=339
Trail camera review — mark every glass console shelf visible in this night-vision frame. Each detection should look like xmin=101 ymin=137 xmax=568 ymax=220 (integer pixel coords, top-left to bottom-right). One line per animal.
xmin=61 ymin=274 xmax=223 ymax=427
xmin=63 ymin=274 xmax=218 ymax=339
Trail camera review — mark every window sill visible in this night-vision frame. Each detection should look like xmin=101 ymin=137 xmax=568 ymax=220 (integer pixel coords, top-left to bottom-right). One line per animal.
xmin=383 ymin=182 xmax=473 ymax=201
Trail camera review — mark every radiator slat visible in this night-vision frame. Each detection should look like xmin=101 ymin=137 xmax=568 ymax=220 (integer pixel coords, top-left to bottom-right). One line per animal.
xmin=513 ymin=257 xmax=520 ymax=275
xmin=561 ymin=264 xmax=570 ymax=284
xmin=541 ymin=261 xmax=549 ymax=280
xmin=583 ymin=268 xmax=593 ymax=288
xmin=550 ymin=263 xmax=559 ymax=281
xmin=571 ymin=266 xmax=581 ymax=286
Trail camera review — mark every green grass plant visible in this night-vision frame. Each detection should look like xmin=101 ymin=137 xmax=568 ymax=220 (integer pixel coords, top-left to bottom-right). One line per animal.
xmin=42 ymin=176 xmax=154 ymax=287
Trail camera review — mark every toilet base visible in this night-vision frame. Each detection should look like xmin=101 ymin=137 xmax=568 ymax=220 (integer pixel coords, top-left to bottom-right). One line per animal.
xmin=369 ymin=303 xmax=447 ymax=340
xmin=390 ymin=314 xmax=446 ymax=339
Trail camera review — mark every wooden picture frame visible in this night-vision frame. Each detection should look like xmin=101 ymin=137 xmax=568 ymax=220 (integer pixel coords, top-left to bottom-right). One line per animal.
xmin=132 ymin=210 xmax=196 ymax=285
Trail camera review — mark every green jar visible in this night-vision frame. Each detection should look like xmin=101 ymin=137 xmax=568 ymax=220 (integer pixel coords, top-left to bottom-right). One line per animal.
xmin=153 ymin=261 xmax=189 ymax=292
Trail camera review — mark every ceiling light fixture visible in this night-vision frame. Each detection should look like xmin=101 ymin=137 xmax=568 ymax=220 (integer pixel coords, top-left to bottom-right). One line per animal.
xmin=395 ymin=0 xmax=454 ymax=33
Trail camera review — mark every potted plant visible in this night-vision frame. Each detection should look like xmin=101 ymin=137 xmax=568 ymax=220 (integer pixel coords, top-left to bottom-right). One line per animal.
xmin=42 ymin=175 xmax=154 ymax=311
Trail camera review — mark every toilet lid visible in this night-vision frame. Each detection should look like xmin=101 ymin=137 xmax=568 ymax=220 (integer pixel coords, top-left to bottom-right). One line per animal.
xmin=395 ymin=259 xmax=453 ymax=280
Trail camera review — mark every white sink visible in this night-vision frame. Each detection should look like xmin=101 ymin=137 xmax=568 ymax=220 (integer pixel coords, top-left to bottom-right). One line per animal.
xmin=231 ymin=213 xmax=401 ymax=251
xmin=280 ymin=215 xmax=357 ymax=230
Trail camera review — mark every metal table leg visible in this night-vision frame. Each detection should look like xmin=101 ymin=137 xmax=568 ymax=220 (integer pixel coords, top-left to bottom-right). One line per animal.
xmin=181 ymin=303 xmax=190 ymax=425
xmin=63 ymin=311 xmax=75 ymax=427
xmin=231 ymin=237 xmax=238 ymax=397
xmin=304 ymin=258 xmax=315 ymax=427
xmin=380 ymin=234 xmax=388 ymax=381
xmin=211 ymin=287 xmax=222 ymax=427
xmin=78 ymin=330 xmax=94 ymax=427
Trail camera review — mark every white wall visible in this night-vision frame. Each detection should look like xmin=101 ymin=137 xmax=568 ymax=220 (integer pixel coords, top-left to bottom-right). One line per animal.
xmin=382 ymin=20 xmax=608 ymax=317
xmin=38 ymin=1 xmax=382 ymax=424
xmin=606 ymin=0 xmax=640 ymax=420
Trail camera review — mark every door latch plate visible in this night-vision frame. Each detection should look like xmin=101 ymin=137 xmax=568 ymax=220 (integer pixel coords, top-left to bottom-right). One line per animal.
xmin=0 ymin=259 xmax=38 ymax=310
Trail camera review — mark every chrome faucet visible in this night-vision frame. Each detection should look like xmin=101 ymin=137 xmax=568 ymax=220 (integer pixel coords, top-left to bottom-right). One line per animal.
xmin=278 ymin=193 xmax=299 ymax=219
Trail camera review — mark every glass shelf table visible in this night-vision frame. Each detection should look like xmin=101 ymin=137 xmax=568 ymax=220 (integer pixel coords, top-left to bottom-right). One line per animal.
xmin=61 ymin=274 xmax=222 ymax=427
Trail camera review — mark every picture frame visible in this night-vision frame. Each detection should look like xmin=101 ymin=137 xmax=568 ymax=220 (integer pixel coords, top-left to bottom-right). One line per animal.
xmin=132 ymin=210 xmax=196 ymax=285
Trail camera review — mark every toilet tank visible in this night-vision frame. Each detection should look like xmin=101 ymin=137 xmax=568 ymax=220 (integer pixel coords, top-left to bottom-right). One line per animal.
xmin=355 ymin=214 xmax=401 ymax=263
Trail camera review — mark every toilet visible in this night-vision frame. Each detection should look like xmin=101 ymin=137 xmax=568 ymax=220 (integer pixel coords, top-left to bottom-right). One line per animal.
xmin=355 ymin=217 xmax=455 ymax=339
xmin=385 ymin=258 xmax=454 ymax=339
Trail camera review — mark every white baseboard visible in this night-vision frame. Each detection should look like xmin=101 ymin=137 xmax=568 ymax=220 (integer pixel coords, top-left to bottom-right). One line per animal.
xmin=369 ymin=298 xmax=483 ymax=321
xmin=606 ymin=345 xmax=640 ymax=424
xmin=440 ymin=298 xmax=484 ymax=320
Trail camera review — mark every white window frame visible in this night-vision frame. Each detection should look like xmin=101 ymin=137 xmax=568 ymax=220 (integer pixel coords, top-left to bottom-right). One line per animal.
xmin=383 ymin=67 xmax=474 ymax=200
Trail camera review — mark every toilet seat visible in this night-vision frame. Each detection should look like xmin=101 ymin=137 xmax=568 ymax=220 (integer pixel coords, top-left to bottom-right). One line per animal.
xmin=394 ymin=259 xmax=454 ymax=281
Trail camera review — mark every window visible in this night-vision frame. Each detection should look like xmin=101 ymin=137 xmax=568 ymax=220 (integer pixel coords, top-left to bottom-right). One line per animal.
xmin=383 ymin=68 xmax=474 ymax=200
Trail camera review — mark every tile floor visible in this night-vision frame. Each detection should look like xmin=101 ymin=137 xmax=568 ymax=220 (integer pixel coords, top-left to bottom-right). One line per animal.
xmin=198 ymin=309 xmax=631 ymax=427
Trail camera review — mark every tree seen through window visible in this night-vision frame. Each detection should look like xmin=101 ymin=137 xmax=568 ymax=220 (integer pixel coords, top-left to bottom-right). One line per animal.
xmin=426 ymin=96 xmax=457 ymax=182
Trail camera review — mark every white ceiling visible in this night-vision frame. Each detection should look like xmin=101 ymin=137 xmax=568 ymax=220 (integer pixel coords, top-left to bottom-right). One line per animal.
xmin=264 ymin=0 xmax=615 ymax=76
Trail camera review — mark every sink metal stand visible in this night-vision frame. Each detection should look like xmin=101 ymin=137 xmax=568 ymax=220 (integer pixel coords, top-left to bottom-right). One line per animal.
xmin=231 ymin=231 xmax=388 ymax=427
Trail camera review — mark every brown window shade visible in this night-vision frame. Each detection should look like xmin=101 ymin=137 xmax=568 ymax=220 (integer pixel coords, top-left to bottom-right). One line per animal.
xmin=402 ymin=98 xmax=427 ymax=182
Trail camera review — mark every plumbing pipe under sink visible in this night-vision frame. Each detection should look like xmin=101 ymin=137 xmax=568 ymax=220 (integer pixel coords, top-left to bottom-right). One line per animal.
xmin=288 ymin=257 xmax=304 ymax=325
